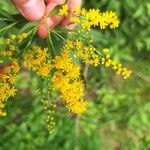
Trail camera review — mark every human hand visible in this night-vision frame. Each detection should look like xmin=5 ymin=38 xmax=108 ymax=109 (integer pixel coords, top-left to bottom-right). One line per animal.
xmin=10 ymin=0 xmax=82 ymax=38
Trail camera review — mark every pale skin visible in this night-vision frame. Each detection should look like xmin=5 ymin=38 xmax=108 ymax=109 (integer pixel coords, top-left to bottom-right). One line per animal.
xmin=10 ymin=0 xmax=82 ymax=38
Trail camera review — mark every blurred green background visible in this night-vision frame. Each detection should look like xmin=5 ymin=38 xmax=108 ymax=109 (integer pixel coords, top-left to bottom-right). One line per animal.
xmin=0 ymin=0 xmax=150 ymax=150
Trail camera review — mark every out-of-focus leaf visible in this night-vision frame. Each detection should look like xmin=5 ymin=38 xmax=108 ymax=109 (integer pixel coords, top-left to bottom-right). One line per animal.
xmin=19 ymin=22 xmax=39 ymax=34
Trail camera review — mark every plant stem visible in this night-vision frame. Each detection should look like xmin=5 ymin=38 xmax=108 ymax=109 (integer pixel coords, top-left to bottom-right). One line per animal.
xmin=44 ymin=18 xmax=55 ymax=58
xmin=84 ymin=64 xmax=89 ymax=79
xmin=73 ymin=64 xmax=89 ymax=150
xmin=74 ymin=115 xmax=80 ymax=150
xmin=48 ymin=31 xmax=55 ymax=57
xmin=50 ymin=29 xmax=66 ymax=41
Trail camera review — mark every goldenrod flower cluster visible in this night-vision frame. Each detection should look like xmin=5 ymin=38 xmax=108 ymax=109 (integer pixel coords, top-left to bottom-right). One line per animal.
xmin=0 ymin=60 xmax=20 ymax=116
xmin=0 ymin=31 xmax=132 ymax=117
xmin=23 ymin=46 xmax=52 ymax=78
xmin=59 ymin=5 xmax=120 ymax=32
xmin=59 ymin=4 xmax=68 ymax=16
xmin=41 ymin=99 xmax=56 ymax=134
xmin=0 ymin=33 xmax=29 ymax=63
xmin=0 ymin=33 xmax=28 ymax=116
xmin=23 ymin=41 xmax=87 ymax=114
xmin=101 ymin=49 xmax=132 ymax=79
xmin=62 ymin=39 xmax=132 ymax=79
xmin=52 ymin=40 xmax=87 ymax=114
xmin=80 ymin=9 xmax=120 ymax=31
xmin=74 ymin=39 xmax=100 ymax=66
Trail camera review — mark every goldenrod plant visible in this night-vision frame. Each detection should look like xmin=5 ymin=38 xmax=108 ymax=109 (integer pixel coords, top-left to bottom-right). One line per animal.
xmin=0 ymin=0 xmax=132 ymax=133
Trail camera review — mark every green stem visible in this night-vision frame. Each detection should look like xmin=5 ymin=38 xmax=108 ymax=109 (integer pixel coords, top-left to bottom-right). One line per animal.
xmin=50 ymin=29 xmax=66 ymax=41
xmin=74 ymin=115 xmax=80 ymax=150
xmin=26 ymin=27 xmax=37 ymax=48
xmin=48 ymin=31 xmax=55 ymax=58
xmin=19 ymin=27 xmax=37 ymax=61
xmin=44 ymin=18 xmax=55 ymax=58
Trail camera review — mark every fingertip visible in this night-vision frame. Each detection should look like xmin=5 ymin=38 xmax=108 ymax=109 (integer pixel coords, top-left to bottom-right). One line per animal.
xmin=68 ymin=0 xmax=82 ymax=12
xmin=47 ymin=0 xmax=65 ymax=5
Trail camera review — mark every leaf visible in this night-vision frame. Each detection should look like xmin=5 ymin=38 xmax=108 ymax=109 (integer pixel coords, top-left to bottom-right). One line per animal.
xmin=133 ymin=6 xmax=144 ymax=18
xmin=0 ymin=22 xmax=18 ymax=33
xmin=0 ymin=9 xmax=14 ymax=20
xmin=19 ymin=22 xmax=39 ymax=34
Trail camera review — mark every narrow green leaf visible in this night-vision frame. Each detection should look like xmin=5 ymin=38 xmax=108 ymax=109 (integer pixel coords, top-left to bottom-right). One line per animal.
xmin=19 ymin=22 xmax=39 ymax=34
xmin=0 ymin=9 xmax=14 ymax=20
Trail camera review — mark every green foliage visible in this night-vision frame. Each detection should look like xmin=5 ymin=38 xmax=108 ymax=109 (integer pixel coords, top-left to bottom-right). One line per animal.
xmin=0 ymin=0 xmax=150 ymax=150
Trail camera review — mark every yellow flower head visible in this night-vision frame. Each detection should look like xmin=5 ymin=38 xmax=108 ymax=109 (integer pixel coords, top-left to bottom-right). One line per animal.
xmin=59 ymin=4 xmax=68 ymax=16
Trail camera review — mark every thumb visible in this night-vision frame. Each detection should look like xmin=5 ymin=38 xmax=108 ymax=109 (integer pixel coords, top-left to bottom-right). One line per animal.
xmin=11 ymin=0 xmax=46 ymax=21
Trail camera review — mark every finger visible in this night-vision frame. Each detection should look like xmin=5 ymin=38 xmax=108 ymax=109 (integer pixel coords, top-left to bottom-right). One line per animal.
xmin=46 ymin=0 xmax=65 ymax=5
xmin=61 ymin=0 xmax=82 ymax=29
xmin=61 ymin=17 xmax=70 ymax=26
xmin=38 ymin=0 xmax=65 ymax=38
xmin=46 ymin=0 xmax=65 ymax=16
xmin=37 ymin=16 xmax=64 ymax=38
xmin=11 ymin=0 xmax=46 ymax=21
xmin=68 ymin=0 xmax=82 ymax=13
xmin=61 ymin=18 xmax=76 ymax=31
xmin=37 ymin=17 xmax=53 ymax=39
xmin=66 ymin=23 xmax=76 ymax=30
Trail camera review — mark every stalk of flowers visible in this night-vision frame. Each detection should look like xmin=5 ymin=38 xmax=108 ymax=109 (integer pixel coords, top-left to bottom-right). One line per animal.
xmin=0 ymin=33 xmax=29 ymax=116
xmin=74 ymin=39 xmax=100 ymax=66
xmin=52 ymin=40 xmax=87 ymax=114
xmin=0 ymin=33 xmax=29 ymax=63
xmin=59 ymin=4 xmax=120 ymax=32
xmin=73 ymin=38 xmax=132 ymax=79
xmin=23 ymin=40 xmax=87 ymax=114
xmin=41 ymin=99 xmax=56 ymax=134
xmin=0 ymin=60 xmax=20 ymax=116
xmin=101 ymin=49 xmax=132 ymax=79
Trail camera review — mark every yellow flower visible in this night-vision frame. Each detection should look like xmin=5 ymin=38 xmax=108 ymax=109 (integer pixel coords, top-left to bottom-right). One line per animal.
xmin=59 ymin=4 xmax=68 ymax=16
xmin=11 ymin=34 xmax=17 ymax=40
xmin=8 ymin=75 xmax=17 ymax=84
xmin=72 ymin=7 xmax=81 ymax=14
xmin=68 ymin=100 xmax=87 ymax=114
xmin=70 ymin=16 xmax=80 ymax=24
xmin=100 ymin=51 xmax=132 ymax=78
xmin=102 ymin=48 xmax=110 ymax=53
xmin=5 ymin=39 xmax=11 ymax=45
xmin=7 ymin=87 xmax=17 ymax=97
xmin=9 ymin=45 xmax=16 ymax=51
xmin=17 ymin=32 xmax=29 ymax=42
xmin=74 ymin=40 xmax=100 ymax=66
xmin=37 ymin=62 xmax=52 ymax=77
